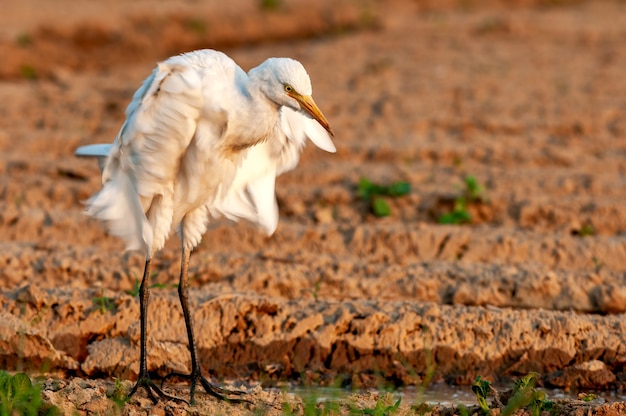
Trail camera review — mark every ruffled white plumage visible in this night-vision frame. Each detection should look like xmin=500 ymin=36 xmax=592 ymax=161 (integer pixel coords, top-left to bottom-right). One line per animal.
xmin=79 ymin=49 xmax=335 ymax=256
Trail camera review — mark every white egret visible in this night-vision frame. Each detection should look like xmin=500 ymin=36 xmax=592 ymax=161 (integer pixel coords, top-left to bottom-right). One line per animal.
xmin=76 ymin=49 xmax=335 ymax=404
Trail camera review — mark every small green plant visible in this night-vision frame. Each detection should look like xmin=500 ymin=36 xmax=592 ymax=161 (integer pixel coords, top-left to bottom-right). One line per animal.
xmin=183 ymin=18 xmax=207 ymax=35
xmin=412 ymin=402 xmax=435 ymax=415
xmin=282 ymin=390 xmax=341 ymax=416
xmin=19 ymin=64 xmax=38 ymax=80
xmin=502 ymin=373 xmax=552 ymax=416
xmin=0 ymin=371 xmax=45 ymax=416
xmin=15 ymin=33 xmax=32 ymax=47
xmin=29 ymin=305 xmax=49 ymax=326
xmin=579 ymin=392 xmax=597 ymax=402
xmin=150 ymin=282 xmax=178 ymax=290
xmin=315 ymin=398 xmax=341 ymax=416
xmin=471 ymin=375 xmax=492 ymax=413
xmin=573 ymin=223 xmax=595 ymax=237
xmin=362 ymin=397 xmax=401 ymax=415
xmin=125 ymin=276 xmax=178 ymax=298
xmin=108 ymin=378 xmax=129 ymax=408
xmin=280 ymin=391 xmax=299 ymax=416
xmin=125 ymin=278 xmax=140 ymax=297
xmin=463 ymin=175 xmax=485 ymax=201
xmin=301 ymin=393 xmax=320 ymax=416
xmin=13 ymin=192 xmax=25 ymax=209
xmin=93 ymin=289 xmax=115 ymax=314
xmin=438 ymin=199 xmax=472 ymax=225
xmin=259 ymin=0 xmax=282 ymax=11
xmin=474 ymin=16 xmax=510 ymax=35
xmin=359 ymin=6 xmax=378 ymax=29
xmin=438 ymin=175 xmax=486 ymax=225
xmin=308 ymin=279 xmax=322 ymax=301
xmin=357 ymin=178 xmax=411 ymax=217
xmin=592 ymin=256 xmax=604 ymax=273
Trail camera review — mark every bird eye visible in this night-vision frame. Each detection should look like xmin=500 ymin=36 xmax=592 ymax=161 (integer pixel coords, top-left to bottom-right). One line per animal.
xmin=284 ymin=84 xmax=293 ymax=93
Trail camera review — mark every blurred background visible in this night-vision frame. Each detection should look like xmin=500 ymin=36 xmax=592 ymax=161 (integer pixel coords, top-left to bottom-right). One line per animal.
xmin=2 ymin=0 xmax=625 ymax=282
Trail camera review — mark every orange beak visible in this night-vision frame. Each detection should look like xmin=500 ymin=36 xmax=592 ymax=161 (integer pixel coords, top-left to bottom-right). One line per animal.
xmin=290 ymin=93 xmax=334 ymax=136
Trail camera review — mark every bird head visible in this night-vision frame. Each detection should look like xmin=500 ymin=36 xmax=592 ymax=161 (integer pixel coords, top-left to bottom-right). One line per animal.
xmin=251 ymin=58 xmax=334 ymax=136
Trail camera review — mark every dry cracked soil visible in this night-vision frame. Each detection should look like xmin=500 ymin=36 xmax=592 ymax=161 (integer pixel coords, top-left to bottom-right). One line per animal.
xmin=2 ymin=0 xmax=626 ymax=415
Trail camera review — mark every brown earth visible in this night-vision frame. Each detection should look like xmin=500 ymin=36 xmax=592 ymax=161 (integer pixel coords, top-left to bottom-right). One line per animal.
xmin=2 ymin=0 xmax=626 ymax=414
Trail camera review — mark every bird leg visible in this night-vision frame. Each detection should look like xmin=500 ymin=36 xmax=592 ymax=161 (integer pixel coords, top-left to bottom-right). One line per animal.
xmin=128 ymin=259 xmax=186 ymax=404
xmin=161 ymin=246 xmax=250 ymax=405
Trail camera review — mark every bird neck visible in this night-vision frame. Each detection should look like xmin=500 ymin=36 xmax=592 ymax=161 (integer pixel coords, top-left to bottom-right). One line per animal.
xmin=221 ymin=86 xmax=279 ymax=157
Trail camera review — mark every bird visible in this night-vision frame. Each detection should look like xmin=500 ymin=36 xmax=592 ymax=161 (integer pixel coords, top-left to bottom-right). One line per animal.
xmin=76 ymin=49 xmax=336 ymax=405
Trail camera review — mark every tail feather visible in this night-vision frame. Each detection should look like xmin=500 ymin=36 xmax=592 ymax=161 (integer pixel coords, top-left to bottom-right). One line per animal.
xmin=85 ymin=167 xmax=153 ymax=256
xmin=75 ymin=143 xmax=112 ymax=172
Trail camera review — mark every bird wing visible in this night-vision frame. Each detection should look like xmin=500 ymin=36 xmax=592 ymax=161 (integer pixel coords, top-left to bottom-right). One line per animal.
xmin=214 ymin=105 xmax=337 ymax=234
xmin=213 ymin=142 xmax=280 ymax=235
xmin=86 ymin=50 xmax=244 ymax=254
xmin=104 ymin=60 xmax=205 ymax=198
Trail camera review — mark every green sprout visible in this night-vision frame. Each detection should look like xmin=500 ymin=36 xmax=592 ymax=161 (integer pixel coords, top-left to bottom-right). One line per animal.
xmin=259 ymin=0 xmax=283 ymax=11
xmin=362 ymin=397 xmax=401 ymax=415
xmin=125 ymin=278 xmax=140 ymax=297
xmin=93 ymin=288 xmax=115 ymax=314
xmin=573 ymin=223 xmax=595 ymax=237
xmin=108 ymin=378 xmax=129 ymax=408
xmin=592 ymin=256 xmax=604 ymax=273
xmin=345 ymin=393 xmax=402 ymax=416
xmin=579 ymin=393 xmax=597 ymax=402
xmin=183 ymin=18 xmax=207 ymax=35
xmin=19 ymin=64 xmax=38 ymax=80
xmin=502 ymin=373 xmax=552 ymax=416
xmin=283 ymin=390 xmax=341 ymax=416
xmin=126 ymin=271 xmax=176 ymax=297
xmin=471 ymin=375 xmax=492 ymax=413
xmin=357 ymin=178 xmax=411 ymax=217
xmin=0 ymin=371 xmax=47 ymax=416
xmin=308 ymin=279 xmax=322 ymax=301
xmin=438 ymin=175 xmax=486 ymax=225
xmin=15 ymin=33 xmax=32 ymax=47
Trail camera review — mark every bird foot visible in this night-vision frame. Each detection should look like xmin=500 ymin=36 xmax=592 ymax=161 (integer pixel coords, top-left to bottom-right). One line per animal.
xmin=128 ymin=373 xmax=188 ymax=405
xmin=161 ymin=370 xmax=251 ymax=405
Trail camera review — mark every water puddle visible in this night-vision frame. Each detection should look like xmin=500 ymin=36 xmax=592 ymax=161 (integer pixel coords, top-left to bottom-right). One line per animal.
xmin=282 ymin=383 xmax=626 ymax=407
